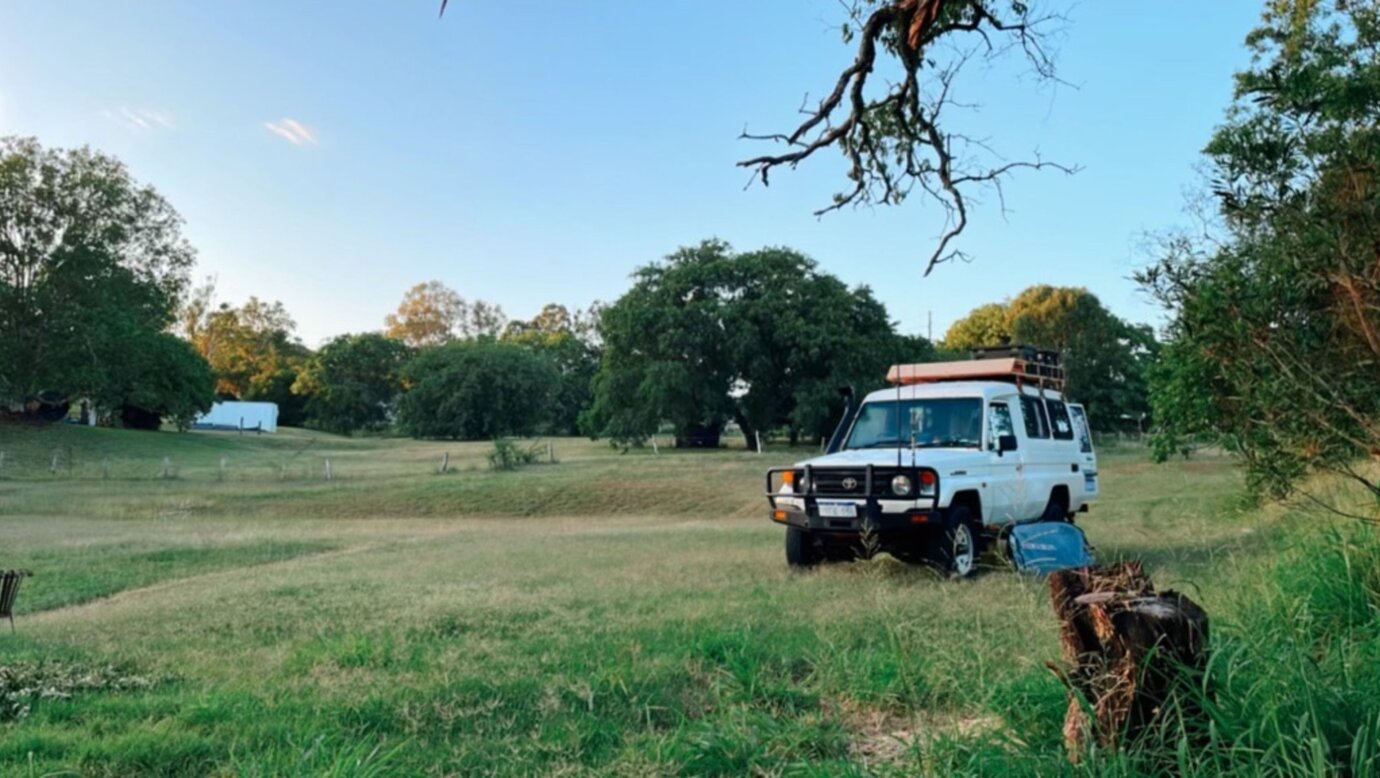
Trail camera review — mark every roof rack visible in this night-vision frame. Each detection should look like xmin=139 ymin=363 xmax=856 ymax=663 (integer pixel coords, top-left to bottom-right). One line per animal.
xmin=887 ymin=344 xmax=1065 ymax=391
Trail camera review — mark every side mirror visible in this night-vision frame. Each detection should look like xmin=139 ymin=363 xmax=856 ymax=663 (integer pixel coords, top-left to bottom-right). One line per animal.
xmin=997 ymin=434 xmax=1018 ymax=454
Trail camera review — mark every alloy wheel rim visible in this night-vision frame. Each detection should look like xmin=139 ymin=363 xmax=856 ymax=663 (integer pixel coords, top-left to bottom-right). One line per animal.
xmin=953 ymin=525 xmax=974 ymax=575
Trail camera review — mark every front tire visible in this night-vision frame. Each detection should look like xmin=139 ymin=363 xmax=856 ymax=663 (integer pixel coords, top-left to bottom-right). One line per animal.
xmin=785 ymin=526 xmax=822 ymax=568
xmin=941 ymin=505 xmax=980 ymax=578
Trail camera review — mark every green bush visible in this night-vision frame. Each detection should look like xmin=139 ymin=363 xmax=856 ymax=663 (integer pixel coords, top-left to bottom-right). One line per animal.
xmin=487 ymin=438 xmax=542 ymax=471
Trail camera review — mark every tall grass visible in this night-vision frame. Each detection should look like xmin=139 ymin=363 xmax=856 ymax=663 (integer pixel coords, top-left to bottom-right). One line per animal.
xmin=910 ymin=521 xmax=1380 ymax=776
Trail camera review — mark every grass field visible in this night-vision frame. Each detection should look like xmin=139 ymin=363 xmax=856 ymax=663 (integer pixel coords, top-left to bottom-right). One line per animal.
xmin=1 ymin=425 xmax=1378 ymax=776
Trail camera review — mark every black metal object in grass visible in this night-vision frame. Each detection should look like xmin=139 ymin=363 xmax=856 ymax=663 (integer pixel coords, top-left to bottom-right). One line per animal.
xmin=1 ymin=570 xmax=33 ymax=632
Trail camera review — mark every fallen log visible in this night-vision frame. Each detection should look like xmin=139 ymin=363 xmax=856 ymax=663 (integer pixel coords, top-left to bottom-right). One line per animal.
xmin=1048 ymin=562 xmax=1210 ymax=763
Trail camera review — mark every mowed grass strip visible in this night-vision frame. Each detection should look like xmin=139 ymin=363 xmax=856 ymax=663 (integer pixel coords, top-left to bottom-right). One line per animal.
xmin=10 ymin=539 xmax=338 ymax=614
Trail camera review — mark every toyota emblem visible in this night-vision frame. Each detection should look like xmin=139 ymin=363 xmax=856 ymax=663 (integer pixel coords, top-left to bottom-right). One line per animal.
xmin=841 ymin=477 xmax=859 ymax=491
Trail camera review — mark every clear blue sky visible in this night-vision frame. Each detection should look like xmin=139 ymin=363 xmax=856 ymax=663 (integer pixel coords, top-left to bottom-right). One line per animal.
xmin=0 ymin=1 xmax=1262 ymax=346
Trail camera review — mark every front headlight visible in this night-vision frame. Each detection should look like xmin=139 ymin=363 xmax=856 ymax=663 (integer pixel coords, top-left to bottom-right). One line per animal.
xmin=891 ymin=474 xmax=913 ymax=496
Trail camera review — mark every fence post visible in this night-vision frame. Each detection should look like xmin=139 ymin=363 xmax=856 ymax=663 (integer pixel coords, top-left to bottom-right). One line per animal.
xmin=218 ymin=457 xmax=227 ymax=482
xmin=547 ymin=442 xmax=554 ymax=463
xmin=324 ymin=459 xmax=332 ymax=481
xmin=651 ymin=436 xmax=659 ymax=455
xmin=161 ymin=457 xmax=173 ymax=479
xmin=0 ymin=451 xmax=6 ymax=476
xmin=50 ymin=452 xmax=60 ymax=475
xmin=439 ymin=452 xmax=449 ymax=474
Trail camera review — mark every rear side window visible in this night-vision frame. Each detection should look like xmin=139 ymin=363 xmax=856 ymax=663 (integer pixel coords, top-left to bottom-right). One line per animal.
xmin=987 ymin=402 xmax=1015 ymax=450
xmin=1069 ymin=405 xmax=1094 ymax=453
xmin=1019 ymin=396 xmax=1049 ymax=439
xmin=1046 ymin=400 xmax=1075 ymax=440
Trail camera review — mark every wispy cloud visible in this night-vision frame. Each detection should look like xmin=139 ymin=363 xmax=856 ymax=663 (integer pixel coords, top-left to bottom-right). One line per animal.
xmin=103 ymin=106 xmax=175 ymax=132
xmin=263 ymin=118 xmax=317 ymax=146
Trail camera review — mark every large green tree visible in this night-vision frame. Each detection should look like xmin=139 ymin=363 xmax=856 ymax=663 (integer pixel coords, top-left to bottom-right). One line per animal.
xmin=502 ymin=304 xmax=601 ymax=436
xmin=0 ymin=137 xmax=197 ymax=414
xmin=396 ymin=340 xmax=557 ymax=440
xmin=107 ymin=332 xmax=215 ymax=431
xmin=1141 ymin=1 xmax=1380 ymax=511
xmin=584 ymin=240 xmax=904 ymax=449
xmin=293 ymin=333 xmax=410 ymax=435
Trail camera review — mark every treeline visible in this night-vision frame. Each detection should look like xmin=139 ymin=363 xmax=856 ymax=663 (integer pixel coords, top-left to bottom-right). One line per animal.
xmin=0 ymin=134 xmax=1157 ymax=445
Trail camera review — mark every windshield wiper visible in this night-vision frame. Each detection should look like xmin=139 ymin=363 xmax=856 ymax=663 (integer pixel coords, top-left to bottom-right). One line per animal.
xmin=854 ymin=438 xmax=903 ymax=449
xmin=915 ymin=439 xmax=979 ymax=449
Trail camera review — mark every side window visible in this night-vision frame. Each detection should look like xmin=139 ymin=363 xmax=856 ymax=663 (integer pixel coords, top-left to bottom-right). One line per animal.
xmin=1019 ymin=396 xmax=1049 ymax=439
xmin=1069 ymin=405 xmax=1094 ymax=454
xmin=987 ymin=402 xmax=1015 ymax=450
xmin=1046 ymin=399 xmax=1074 ymax=440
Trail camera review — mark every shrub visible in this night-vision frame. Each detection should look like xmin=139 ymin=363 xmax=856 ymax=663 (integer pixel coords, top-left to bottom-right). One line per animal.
xmin=487 ymin=438 xmax=542 ymax=471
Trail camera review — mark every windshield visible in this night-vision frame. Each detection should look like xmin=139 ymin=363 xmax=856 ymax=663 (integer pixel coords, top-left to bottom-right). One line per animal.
xmin=845 ymin=397 xmax=983 ymax=450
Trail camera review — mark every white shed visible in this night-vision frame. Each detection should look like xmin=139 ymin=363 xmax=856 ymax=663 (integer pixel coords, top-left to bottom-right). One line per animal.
xmin=193 ymin=401 xmax=279 ymax=433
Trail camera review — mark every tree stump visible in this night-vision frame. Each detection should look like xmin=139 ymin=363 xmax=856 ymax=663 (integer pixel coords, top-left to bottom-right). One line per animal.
xmin=1048 ymin=562 xmax=1210 ymax=762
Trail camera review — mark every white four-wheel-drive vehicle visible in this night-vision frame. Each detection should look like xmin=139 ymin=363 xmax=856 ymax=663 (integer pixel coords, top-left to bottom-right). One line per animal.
xmin=766 ymin=346 xmax=1097 ymax=576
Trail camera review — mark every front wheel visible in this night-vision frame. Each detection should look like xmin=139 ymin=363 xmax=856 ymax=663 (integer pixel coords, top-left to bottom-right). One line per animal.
xmin=785 ymin=526 xmax=822 ymax=568
xmin=941 ymin=506 xmax=980 ymax=578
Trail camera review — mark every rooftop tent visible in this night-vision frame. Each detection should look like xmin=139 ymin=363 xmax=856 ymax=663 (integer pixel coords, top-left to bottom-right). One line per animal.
xmin=193 ymin=401 xmax=279 ymax=433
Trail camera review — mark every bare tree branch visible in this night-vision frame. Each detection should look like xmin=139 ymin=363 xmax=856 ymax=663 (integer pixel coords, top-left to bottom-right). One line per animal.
xmin=737 ymin=0 xmax=1076 ymax=275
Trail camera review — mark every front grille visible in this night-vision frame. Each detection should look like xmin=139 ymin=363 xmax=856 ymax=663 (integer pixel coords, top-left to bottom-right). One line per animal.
xmin=811 ymin=468 xmax=869 ymax=496
xmin=809 ymin=468 xmax=916 ymax=497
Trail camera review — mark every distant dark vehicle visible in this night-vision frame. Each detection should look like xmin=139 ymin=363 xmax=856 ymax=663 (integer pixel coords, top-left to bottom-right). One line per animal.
xmin=676 ymin=422 xmax=722 ymax=449
xmin=120 ymin=405 xmax=162 ymax=430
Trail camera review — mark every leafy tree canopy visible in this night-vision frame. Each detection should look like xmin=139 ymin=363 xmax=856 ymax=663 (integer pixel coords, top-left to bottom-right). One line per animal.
xmin=108 ymin=332 xmax=215 ymax=431
xmin=584 ymin=240 xmax=909 ymax=449
xmin=0 ymin=136 xmax=195 ymax=409
xmin=182 ymin=292 xmax=310 ymax=425
xmin=396 ymin=340 xmax=557 ymax=440
xmin=1140 ymin=1 xmax=1380 ymax=510
xmin=293 ymin=332 xmax=411 ymax=435
xmin=943 ymin=286 xmax=1156 ymax=430
xmin=384 ymin=280 xmax=507 ymax=347
xmin=501 ymin=304 xmax=601 ymax=436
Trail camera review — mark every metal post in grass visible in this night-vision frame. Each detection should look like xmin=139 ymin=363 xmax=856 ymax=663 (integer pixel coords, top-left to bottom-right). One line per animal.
xmin=324 ymin=459 xmax=332 ymax=480
xmin=162 ymin=457 xmax=172 ymax=479
xmin=0 ymin=451 xmax=6 ymax=476
xmin=218 ymin=457 xmax=227 ymax=482
xmin=547 ymin=442 xmax=554 ymax=463
xmin=50 ymin=452 xmax=60 ymax=474
xmin=439 ymin=452 xmax=449 ymax=474
xmin=101 ymin=457 xmax=110 ymax=480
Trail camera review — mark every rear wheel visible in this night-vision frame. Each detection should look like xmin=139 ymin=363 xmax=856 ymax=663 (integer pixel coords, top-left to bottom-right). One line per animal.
xmin=785 ymin=526 xmax=822 ymax=568
xmin=941 ymin=505 xmax=981 ymax=578
xmin=1041 ymin=492 xmax=1072 ymax=523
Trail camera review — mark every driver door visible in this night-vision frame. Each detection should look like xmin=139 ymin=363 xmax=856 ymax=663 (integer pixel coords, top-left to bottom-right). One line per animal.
xmin=982 ymin=400 xmax=1026 ymax=525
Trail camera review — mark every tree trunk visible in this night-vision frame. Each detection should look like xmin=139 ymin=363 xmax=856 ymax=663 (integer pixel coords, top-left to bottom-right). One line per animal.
xmin=734 ymin=410 xmax=759 ymax=452
xmin=1047 ymin=562 xmax=1210 ymax=763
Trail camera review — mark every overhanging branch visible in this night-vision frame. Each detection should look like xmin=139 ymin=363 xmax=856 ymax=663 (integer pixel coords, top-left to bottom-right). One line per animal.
xmin=738 ymin=0 xmax=1075 ymax=276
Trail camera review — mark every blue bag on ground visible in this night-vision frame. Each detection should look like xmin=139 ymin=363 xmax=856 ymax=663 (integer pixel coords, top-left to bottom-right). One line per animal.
xmin=1008 ymin=521 xmax=1095 ymax=574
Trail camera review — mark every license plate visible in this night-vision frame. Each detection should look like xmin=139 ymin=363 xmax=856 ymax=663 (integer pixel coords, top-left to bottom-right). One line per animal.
xmin=1085 ymin=474 xmax=1098 ymax=494
xmin=818 ymin=501 xmax=857 ymax=518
